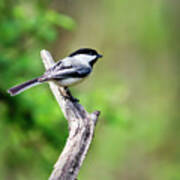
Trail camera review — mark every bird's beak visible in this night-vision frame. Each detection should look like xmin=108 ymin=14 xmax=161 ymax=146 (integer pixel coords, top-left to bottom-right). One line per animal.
xmin=97 ymin=54 xmax=103 ymax=58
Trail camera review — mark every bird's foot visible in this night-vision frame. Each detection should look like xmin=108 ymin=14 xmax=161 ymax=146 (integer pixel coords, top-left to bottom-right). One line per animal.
xmin=64 ymin=95 xmax=79 ymax=103
xmin=63 ymin=87 xmax=79 ymax=103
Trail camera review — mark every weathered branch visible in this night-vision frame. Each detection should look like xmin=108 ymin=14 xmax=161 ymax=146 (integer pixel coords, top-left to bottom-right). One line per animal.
xmin=40 ymin=50 xmax=100 ymax=180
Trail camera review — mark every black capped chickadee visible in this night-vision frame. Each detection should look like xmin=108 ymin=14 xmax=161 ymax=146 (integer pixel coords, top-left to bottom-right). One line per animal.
xmin=8 ymin=48 xmax=103 ymax=97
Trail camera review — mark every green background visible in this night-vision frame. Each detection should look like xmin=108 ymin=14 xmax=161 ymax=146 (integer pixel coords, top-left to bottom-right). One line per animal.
xmin=0 ymin=0 xmax=179 ymax=179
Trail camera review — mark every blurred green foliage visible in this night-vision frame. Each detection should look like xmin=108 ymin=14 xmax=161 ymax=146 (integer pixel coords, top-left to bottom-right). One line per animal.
xmin=0 ymin=0 xmax=180 ymax=180
xmin=0 ymin=0 xmax=76 ymax=179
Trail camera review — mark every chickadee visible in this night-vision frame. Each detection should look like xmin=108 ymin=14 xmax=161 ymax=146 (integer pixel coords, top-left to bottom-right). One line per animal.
xmin=8 ymin=48 xmax=103 ymax=97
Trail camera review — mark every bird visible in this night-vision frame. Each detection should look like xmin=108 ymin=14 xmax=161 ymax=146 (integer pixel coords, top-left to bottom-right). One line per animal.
xmin=7 ymin=48 xmax=103 ymax=99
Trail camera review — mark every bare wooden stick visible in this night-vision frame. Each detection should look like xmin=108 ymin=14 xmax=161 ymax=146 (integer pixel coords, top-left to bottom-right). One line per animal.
xmin=40 ymin=50 xmax=100 ymax=180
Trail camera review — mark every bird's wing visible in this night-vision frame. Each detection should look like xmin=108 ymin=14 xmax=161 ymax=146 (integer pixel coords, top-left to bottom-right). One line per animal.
xmin=52 ymin=67 xmax=91 ymax=79
xmin=39 ymin=66 xmax=91 ymax=82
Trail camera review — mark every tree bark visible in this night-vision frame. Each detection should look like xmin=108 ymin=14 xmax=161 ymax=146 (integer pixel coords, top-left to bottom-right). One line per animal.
xmin=40 ymin=50 xmax=100 ymax=180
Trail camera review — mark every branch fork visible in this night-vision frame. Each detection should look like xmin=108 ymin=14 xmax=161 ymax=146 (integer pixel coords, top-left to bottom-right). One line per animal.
xmin=40 ymin=50 xmax=100 ymax=180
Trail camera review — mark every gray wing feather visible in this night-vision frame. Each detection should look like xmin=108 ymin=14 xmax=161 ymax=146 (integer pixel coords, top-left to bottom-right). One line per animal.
xmin=52 ymin=67 xmax=91 ymax=79
xmin=40 ymin=67 xmax=91 ymax=82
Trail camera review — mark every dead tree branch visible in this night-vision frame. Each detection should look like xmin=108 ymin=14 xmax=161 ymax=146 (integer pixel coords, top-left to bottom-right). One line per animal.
xmin=40 ymin=50 xmax=100 ymax=180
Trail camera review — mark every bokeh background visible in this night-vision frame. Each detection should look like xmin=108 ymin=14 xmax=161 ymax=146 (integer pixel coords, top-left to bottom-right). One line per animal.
xmin=0 ymin=0 xmax=179 ymax=179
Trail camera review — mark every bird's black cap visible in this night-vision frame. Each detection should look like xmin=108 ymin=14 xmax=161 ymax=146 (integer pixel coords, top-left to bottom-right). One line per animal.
xmin=69 ymin=48 xmax=102 ymax=57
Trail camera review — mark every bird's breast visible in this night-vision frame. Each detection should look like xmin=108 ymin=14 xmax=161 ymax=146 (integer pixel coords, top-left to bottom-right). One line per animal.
xmin=55 ymin=77 xmax=86 ymax=87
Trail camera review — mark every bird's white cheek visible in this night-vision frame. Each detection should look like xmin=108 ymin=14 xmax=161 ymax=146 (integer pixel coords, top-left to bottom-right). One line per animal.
xmin=74 ymin=55 xmax=96 ymax=64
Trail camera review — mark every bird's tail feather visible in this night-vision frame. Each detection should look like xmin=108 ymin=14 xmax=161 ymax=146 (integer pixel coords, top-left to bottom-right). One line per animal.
xmin=7 ymin=77 xmax=41 ymax=96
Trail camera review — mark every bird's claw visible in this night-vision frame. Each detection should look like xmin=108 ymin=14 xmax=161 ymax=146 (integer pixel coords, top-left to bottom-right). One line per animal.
xmin=64 ymin=95 xmax=79 ymax=103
